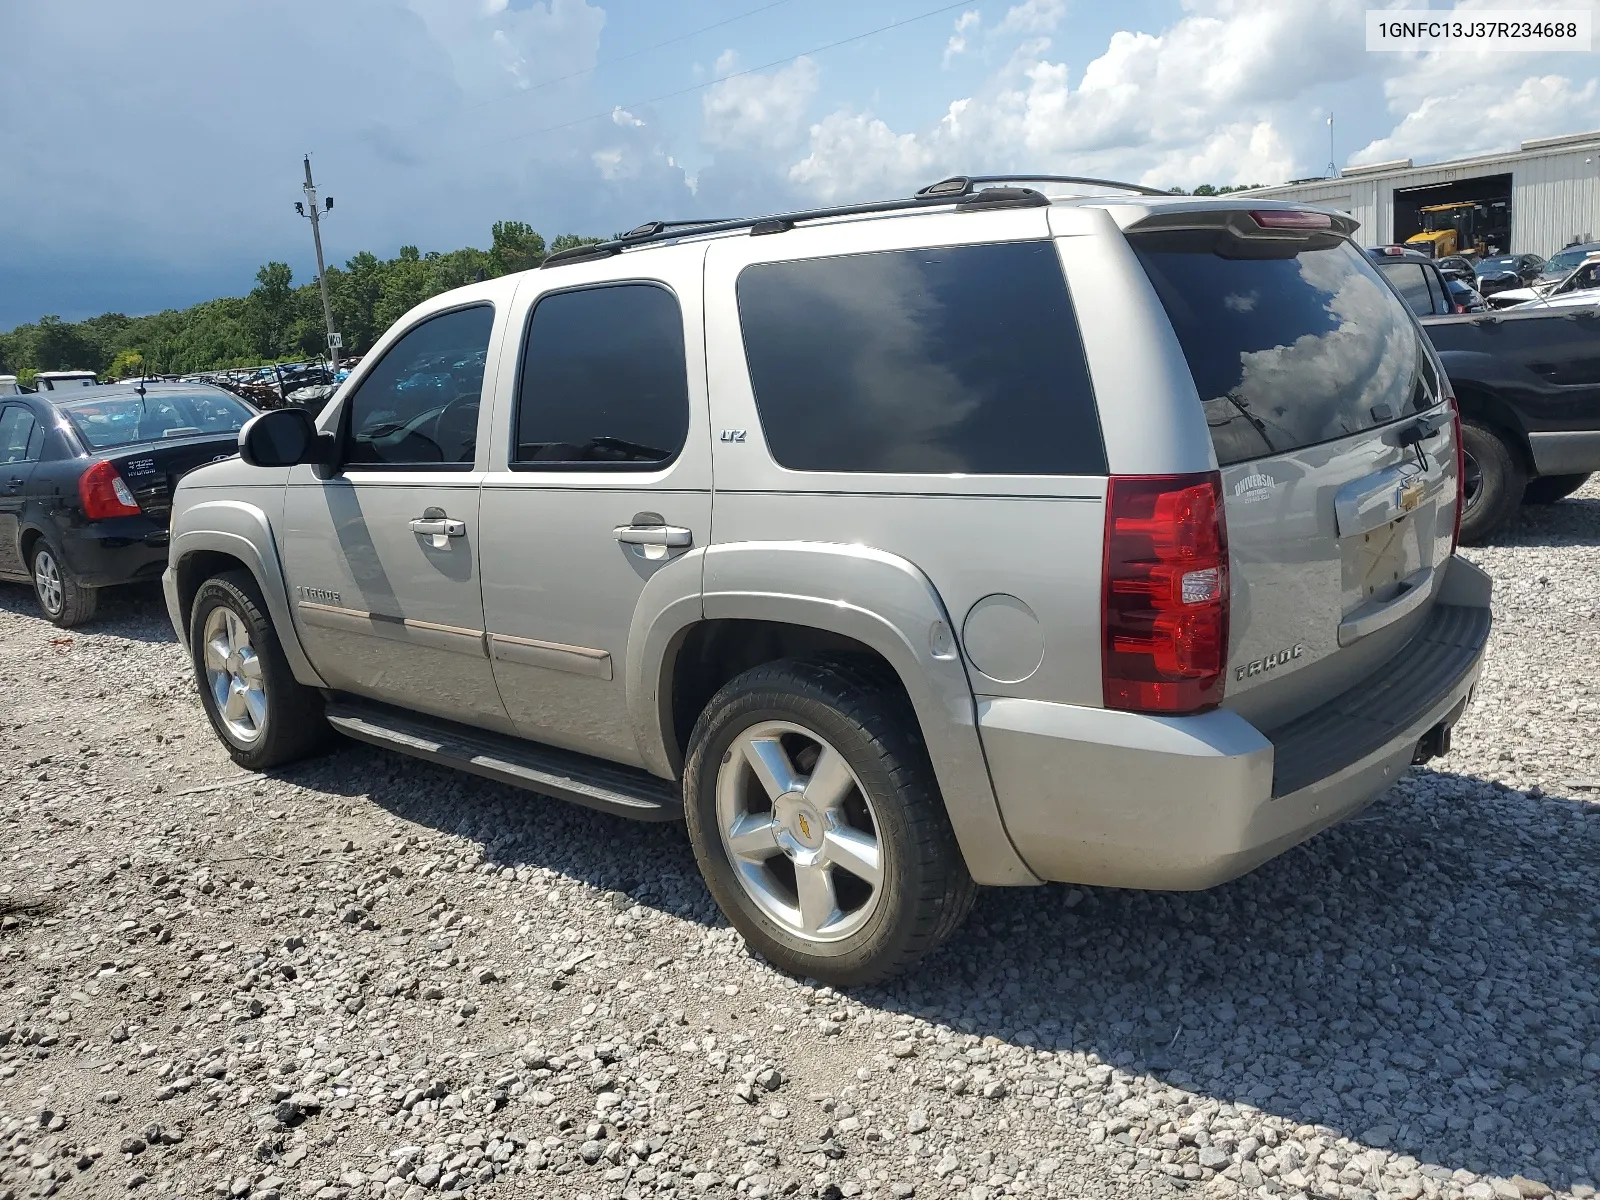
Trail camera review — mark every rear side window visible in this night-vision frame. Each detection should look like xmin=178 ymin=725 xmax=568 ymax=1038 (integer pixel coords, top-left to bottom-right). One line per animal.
xmin=1377 ymin=262 xmax=1435 ymax=316
xmin=1132 ymin=233 xmax=1428 ymax=467
xmin=514 ymin=284 xmax=689 ymax=467
xmin=0 ymin=406 xmax=36 ymax=464
xmin=737 ymin=241 xmax=1106 ymax=475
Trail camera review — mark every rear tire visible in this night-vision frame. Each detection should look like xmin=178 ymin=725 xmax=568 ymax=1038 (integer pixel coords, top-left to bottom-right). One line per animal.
xmin=682 ymin=658 xmax=976 ymax=986
xmin=1458 ymin=419 xmax=1526 ymax=545
xmin=30 ymin=540 xmax=98 ymax=628
xmin=1522 ymin=472 xmax=1591 ymax=505
xmin=189 ymin=570 xmax=329 ymax=770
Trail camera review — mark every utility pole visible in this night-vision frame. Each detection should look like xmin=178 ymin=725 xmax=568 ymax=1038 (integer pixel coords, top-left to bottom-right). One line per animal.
xmin=295 ymin=155 xmax=340 ymax=375
xmin=1326 ymin=113 xmax=1337 ymax=179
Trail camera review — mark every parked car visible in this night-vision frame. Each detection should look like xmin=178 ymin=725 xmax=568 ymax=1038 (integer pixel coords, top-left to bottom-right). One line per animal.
xmin=1495 ymin=252 xmax=1600 ymax=310
xmin=1434 ymin=254 xmax=1478 ymax=283
xmin=0 ymin=375 xmax=19 ymax=397
xmin=1530 ymin=240 xmax=1600 ymax=290
xmin=0 ymin=382 xmax=255 ymax=626
xmin=1444 ymin=276 xmax=1487 ymax=312
xmin=32 ymin=370 xmax=100 ymax=391
xmin=1472 ymin=252 xmax=1545 ymax=298
xmin=1368 ymin=246 xmax=1600 ymax=538
xmin=164 ymin=181 xmax=1490 ymax=984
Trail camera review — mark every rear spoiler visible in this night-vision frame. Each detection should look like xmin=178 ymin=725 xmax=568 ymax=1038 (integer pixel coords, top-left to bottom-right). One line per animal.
xmin=1121 ymin=205 xmax=1361 ymax=241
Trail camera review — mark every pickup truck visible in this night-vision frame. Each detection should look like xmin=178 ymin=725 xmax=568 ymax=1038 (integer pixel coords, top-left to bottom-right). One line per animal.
xmin=1368 ymin=246 xmax=1600 ymax=541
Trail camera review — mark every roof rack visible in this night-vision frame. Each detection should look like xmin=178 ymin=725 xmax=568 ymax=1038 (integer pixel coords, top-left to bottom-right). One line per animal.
xmin=917 ymin=174 xmax=1171 ymax=198
xmin=540 ymin=181 xmax=1057 ymax=269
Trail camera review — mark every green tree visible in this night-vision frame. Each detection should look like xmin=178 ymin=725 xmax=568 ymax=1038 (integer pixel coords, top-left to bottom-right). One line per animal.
xmin=247 ymin=262 xmax=295 ymax=358
xmin=33 ymin=315 xmax=103 ymax=371
xmin=106 ymin=348 xmax=146 ymax=380
xmin=491 ymin=220 xmax=546 ymax=274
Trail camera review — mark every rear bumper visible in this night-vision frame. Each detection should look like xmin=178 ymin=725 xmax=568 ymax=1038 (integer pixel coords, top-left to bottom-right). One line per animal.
xmin=1527 ymin=430 xmax=1600 ymax=477
xmin=979 ymin=557 xmax=1492 ymax=890
xmin=56 ymin=518 xmax=170 ymax=588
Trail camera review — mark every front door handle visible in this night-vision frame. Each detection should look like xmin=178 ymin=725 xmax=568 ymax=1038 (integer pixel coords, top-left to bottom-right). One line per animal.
xmin=410 ymin=517 xmax=466 ymax=537
xmin=614 ymin=524 xmax=692 ymax=548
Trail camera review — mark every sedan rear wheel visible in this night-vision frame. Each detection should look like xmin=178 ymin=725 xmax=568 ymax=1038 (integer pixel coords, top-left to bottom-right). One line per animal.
xmin=30 ymin=541 xmax=98 ymax=628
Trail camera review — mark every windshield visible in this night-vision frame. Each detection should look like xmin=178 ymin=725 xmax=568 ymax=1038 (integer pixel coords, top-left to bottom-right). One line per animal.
xmin=1476 ymin=257 xmax=1517 ymax=272
xmin=1544 ymin=248 xmax=1593 ymax=274
xmin=60 ymin=390 xmax=252 ymax=450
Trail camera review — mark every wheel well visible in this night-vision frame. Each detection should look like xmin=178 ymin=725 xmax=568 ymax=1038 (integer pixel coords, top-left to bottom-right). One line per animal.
xmin=665 ymin=619 xmax=912 ymax=769
xmin=17 ymin=527 xmax=43 ymax=567
xmin=1453 ymin=383 xmax=1534 ymax=473
xmin=174 ymin=550 xmax=253 ymax=635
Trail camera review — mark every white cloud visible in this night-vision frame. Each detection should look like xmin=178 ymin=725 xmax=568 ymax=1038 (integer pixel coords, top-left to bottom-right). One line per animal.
xmin=944 ymin=10 xmax=982 ymax=67
xmin=404 ymin=0 xmax=605 ymax=96
xmin=701 ymin=52 xmax=821 ymax=154
xmin=993 ymin=0 xmax=1068 ymax=36
xmin=789 ymin=112 xmax=937 ymax=201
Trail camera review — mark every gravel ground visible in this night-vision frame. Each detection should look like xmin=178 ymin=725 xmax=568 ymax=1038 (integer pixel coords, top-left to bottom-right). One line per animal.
xmin=1 ymin=482 xmax=1597 ymax=1200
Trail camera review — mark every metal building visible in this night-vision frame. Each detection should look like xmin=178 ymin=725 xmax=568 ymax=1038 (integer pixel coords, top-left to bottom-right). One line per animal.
xmin=1240 ymin=130 xmax=1600 ymax=257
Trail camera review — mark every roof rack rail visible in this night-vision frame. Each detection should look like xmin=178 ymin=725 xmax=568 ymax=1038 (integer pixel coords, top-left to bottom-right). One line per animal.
xmin=621 ymin=219 xmax=740 ymax=240
xmin=541 ymin=182 xmax=1054 ymax=269
xmin=918 ymin=174 xmax=1171 ymax=198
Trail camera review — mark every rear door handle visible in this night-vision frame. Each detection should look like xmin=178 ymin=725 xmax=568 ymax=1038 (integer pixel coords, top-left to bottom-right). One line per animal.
xmin=410 ymin=517 xmax=465 ymax=537
xmin=614 ymin=524 xmax=692 ymax=547
xmin=4 ymin=476 xmax=23 ymax=494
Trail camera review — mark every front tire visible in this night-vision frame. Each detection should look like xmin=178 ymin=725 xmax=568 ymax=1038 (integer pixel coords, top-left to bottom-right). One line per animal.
xmin=682 ymin=659 xmax=976 ymax=986
xmin=189 ymin=570 xmax=328 ymax=770
xmin=1522 ymin=472 xmax=1591 ymax=505
xmin=30 ymin=540 xmax=98 ymax=628
xmin=1458 ymin=419 xmax=1526 ymax=545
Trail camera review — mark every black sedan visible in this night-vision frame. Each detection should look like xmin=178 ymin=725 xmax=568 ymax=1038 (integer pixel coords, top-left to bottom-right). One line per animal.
xmin=0 ymin=383 xmax=255 ymax=626
xmin=1475 ymin=252 xmax=1547 ymax=297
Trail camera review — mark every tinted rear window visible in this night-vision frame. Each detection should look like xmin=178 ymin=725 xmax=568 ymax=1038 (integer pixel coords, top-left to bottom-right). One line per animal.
xmin=1132 ymin=233 xmax=1430 ymax=467
xmin=60 ymin=389 xmax=253 ymax=450
xmin=737 ymin=241 xmax=1106 ymax=475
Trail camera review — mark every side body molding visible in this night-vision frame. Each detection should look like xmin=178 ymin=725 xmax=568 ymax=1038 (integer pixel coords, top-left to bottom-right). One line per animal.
xmin=676 ymin=541 xmax=1039 ymax=886
xmin=165 ymin=498 xmax=327 ymax=689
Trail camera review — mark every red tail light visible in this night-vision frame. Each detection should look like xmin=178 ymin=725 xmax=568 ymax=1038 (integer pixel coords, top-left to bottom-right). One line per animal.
xmin=79 ymin=460 xmax=141 ymax=519
xmin=1102 ymin=473 xmax=1229 ymax=714
xmin=1449 ymin=396 xmax=1464 ymax=552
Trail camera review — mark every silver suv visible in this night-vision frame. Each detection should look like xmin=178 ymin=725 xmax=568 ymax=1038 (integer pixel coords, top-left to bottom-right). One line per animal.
xmin=164 ymin=176 xmax=1493 ymax=984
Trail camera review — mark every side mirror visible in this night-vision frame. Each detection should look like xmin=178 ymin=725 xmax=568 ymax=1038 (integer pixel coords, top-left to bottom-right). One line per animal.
xmin=239 ymin=408 xmax=329 ymax=468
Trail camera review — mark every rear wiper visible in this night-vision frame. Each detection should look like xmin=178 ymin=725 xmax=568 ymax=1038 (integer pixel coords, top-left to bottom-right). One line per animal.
xmin=1397 ymin=410 xmax=1450 ymax=470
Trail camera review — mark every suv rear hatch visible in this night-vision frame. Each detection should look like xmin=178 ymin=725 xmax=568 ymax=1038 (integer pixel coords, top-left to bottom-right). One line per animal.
xmin=1128 ymin=211 xmax=1459 ymax=731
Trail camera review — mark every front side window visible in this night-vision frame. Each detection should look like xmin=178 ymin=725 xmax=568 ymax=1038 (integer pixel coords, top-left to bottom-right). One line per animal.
xmin=513 ymin=284 xmax=689 ymax=467
xmin=0 ymin=406 xmax=36 ymax=464
xmin=1133 ymin=232 xmax=1427 ymax=468
xmin=345 ymin=305 xmax=494 ymax=467
xmin=736 ymin=241 xmax=1106 ymax=476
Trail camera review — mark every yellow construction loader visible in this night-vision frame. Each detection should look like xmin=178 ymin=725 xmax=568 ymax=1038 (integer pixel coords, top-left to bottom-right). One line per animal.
xmin=1405 ymin=202 xmax=1485 ymax=258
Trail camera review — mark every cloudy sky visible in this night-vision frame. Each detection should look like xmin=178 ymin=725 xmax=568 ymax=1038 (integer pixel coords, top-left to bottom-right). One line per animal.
xmin=2 ymin=0 xmax=1598 ymax=329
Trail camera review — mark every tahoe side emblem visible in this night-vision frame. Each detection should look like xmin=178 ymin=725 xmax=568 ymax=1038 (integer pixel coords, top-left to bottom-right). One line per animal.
xmin=1233 ymin=472 xmax=1277 ymax=503
xmin=719 ymin=429 xmax=747 ymax=443
xmin=1236 ymin=643 xmax=1305 ymax=681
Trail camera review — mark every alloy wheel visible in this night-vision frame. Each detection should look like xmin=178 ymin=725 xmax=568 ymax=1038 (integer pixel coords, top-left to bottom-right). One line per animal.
xmin=203 ymin=606 xmax=267 ymax=745
xmin=715 ymin=720 xmax=883 ymax=943
xmin=33 ymin=550 xmax=63 ymax=615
